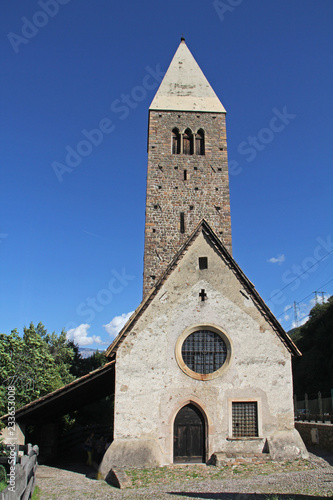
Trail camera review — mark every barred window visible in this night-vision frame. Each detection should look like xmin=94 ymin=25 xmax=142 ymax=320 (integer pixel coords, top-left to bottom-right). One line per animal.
xmin=181 ymin=330 xmax=227 ymax=375
xmin=232 ymin=402 xmax=258 ymax=437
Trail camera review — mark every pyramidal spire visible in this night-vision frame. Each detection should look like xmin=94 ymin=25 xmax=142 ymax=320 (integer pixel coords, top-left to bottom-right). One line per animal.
xmin=150 ymin=38 xmax=226 ymax=113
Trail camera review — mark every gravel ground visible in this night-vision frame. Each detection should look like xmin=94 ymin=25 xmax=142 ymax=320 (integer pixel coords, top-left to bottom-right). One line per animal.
xmin=35 ymin=450 xmax=333 ymax=500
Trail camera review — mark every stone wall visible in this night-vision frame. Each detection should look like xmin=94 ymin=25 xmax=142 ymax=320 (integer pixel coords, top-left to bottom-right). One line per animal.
xmin=143 ymin=110 xmax=232 ymax=296
xmin=295 ymin=422 xmax=333 ymax=452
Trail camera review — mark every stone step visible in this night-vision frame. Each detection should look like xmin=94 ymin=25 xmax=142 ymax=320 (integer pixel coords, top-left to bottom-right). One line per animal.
xmin=210 ymin=452 xmax=271 ymax=466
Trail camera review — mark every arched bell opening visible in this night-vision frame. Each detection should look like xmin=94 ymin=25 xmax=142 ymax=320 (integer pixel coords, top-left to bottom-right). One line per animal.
xmin=172 ymin=128 xmax=181 ymax=154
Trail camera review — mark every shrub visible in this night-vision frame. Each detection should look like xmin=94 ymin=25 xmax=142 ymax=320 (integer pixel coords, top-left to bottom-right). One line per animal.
xmin=0 ymin=437 xmax=9 ymax=457
xmin=0 ymin=465 xmax=7 ymax=483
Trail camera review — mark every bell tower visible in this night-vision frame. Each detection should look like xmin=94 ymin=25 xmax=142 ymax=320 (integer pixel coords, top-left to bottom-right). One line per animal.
xmin=143 ymin=39 xmax=232 ymax=296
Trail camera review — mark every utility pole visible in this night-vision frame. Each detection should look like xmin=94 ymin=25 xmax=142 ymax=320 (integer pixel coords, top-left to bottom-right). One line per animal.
xmin=313 ymin=291 xmax=318 ymax=304
xmin=293 ymin=301 xmax=299 ymax=327
xmin=313 ymin=291 xmax=326 ymax=304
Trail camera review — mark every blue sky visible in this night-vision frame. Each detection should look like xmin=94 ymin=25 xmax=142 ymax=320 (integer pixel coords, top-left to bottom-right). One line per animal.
xmin=1 ymin=0 xmax=332 ymax=347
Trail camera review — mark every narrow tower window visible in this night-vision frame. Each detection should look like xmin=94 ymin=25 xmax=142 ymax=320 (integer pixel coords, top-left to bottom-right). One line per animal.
xmin=180 ymin=212 xmax=185 ymax=233
xmin=183 ymin=170 xmax=187 ymax=181
xmin=195 ymin=129 xmax=205 ymax=155
xmin=183 ymin=128 xmax=194 ymax=155
xmin=172 ymin=128 xmax=181 ymax=154
xmin=199 ymin=257 xmax=208 ymax=270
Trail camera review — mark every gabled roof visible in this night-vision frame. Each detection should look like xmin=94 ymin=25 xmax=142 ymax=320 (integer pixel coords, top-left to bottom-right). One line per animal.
xmin=1 ymin=360 xmax=115 ymax=423
xmin=149 ymin=39 xmax=226 ymax=113
xmin=106 ymin=220 xmax=300 ymax=357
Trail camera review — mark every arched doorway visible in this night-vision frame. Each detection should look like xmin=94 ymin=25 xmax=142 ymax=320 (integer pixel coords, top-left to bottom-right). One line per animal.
xmin=173 ymin=403 xmax=205 ymax=463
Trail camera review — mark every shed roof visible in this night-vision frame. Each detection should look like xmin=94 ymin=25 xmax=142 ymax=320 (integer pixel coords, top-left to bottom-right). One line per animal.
xmin=1 ymin=361 xmax=115 ymax=423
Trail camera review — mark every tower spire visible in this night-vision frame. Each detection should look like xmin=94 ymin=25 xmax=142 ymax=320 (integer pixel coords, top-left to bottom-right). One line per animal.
xmin=149 ymin=40 xmax=226 ymax=113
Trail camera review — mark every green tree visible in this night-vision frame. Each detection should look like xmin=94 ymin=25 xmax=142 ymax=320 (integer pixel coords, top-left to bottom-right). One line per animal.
xmin=70 ymin=349 xmax=107 ymax=379
xmin=291 ymin=296 xmax=333 ymax=396
xmin=0 ymin=322 xmax=76 ymax=416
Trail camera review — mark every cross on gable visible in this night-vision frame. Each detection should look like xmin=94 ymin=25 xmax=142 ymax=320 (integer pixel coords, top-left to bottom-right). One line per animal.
xmin=199 ymin=289 xmax=207 ymax=302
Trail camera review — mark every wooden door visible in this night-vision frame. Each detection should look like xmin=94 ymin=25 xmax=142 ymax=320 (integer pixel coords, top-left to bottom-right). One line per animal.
xmin=173 ymin=404 xmax=205 ymax=463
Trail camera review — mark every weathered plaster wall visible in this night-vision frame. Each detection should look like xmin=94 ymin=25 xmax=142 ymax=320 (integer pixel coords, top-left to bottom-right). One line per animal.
xmin=107 ymin=233 xmax=297 ymax=467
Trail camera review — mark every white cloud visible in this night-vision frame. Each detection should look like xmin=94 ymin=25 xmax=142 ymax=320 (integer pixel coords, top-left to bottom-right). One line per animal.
xmin=281 ymin=301 xmax=312 ymax=328
xmin=268 ymin=254 xmax=285 ymax=265
xmin=103 ymin=311 xmax=134 ymax=338
xmin=66 ymin=324 xmax=105 ymax=346
xmin=282 ymin=295 xmax=330 ymax=329
xmin=290 ymin=298 xmax=318 ymax=328
xmin=291 ymin=316 xmax=308 ymax=329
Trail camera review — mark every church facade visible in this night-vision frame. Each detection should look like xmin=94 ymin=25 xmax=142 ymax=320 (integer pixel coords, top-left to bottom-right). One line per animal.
xmin=100 ymin=40 xmax=307 ymax=472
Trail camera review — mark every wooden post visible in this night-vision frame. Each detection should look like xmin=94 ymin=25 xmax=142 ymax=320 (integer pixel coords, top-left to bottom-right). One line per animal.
xmin=305 ymin=393 xmax=309 ymax=421
xmin=318 ymin=391 xmax=323 ymax=422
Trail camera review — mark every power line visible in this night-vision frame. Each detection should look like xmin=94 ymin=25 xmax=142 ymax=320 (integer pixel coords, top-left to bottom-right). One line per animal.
xmin=277 ymin=288 xmax=333 ymax=330
xmin=275 ymin=281 xmax=333 ymax=321
xmin=267 ymin=249 xmax=333 ymax=303
xmin=317 ymin=277 xmax=333 ymax=290
xmin=275 ymin=291 xmax=313 ymax=320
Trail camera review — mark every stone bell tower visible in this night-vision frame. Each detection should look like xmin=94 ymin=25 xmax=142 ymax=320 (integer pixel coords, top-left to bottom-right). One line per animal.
xmin=143 ymin=38 xmax=232 ymax=296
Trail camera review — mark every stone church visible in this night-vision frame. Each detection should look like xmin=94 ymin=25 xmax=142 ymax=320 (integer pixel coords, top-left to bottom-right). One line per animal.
xmin=100 ymin=39 xmax=307 ymax=472
xmin=3 ymin=38 xmax=307 ymax=471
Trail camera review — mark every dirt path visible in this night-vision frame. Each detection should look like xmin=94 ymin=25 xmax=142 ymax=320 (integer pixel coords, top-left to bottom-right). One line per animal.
xmin=36 ymin=451 xmax=333 ymax=500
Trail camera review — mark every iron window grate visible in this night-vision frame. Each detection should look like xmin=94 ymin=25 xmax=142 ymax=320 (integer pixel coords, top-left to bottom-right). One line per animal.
xmin=181 ymin=330 xmax=227 ymax=374
xmin=232 ymin=402 xmax=258 ymax=437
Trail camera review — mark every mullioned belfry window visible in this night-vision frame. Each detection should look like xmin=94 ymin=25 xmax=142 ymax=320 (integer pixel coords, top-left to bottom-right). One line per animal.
xmin=232 ymin=402 xmax=258 ymax=437
xmin=175 ymin=325 xmax=232 ymax=380
xmin=172 ymin=128 xmax=181 ymax=154
xmin=183 ymin=128 xmax=194 ymax=155
xmin=171 ymin=129 xmax=205 ymax=155
xmin=195 ymin=129 xmax=205 ymax=155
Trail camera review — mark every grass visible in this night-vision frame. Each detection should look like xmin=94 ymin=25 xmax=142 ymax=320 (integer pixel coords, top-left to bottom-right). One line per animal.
xmin=31 ymin=485 xmax=41 ymax=500
xmin=264 ymin=497 xmax=308 ymax=500
xmin=0 ymin=480 xmax=7 ymax=492
xmin=124 ymin=459 xmax=314 ymax=489
xmin=0 ymin=477 xmax=41 ymax=498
